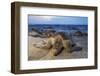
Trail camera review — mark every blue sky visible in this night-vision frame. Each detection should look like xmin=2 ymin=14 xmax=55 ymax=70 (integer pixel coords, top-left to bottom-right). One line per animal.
xmin=28 ymin=15 xmax=88 ymax=25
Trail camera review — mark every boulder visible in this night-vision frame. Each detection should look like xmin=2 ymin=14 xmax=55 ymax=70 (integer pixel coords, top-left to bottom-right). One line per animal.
xmin=74 ymin=31 xmax=83 ymax=36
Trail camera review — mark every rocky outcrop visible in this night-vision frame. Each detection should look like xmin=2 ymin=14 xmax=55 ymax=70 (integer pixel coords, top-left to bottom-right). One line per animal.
xmin=74 ymin=31 xmax=83 ymax=36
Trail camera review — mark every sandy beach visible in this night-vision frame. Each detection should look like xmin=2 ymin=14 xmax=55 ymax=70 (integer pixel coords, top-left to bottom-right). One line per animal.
xmin=28 ymin=32 xmax=88 ymax=60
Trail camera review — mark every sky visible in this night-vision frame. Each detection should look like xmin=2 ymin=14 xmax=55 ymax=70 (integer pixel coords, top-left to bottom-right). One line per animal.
xmin=28 ymin=15 xmax=88 ymax=25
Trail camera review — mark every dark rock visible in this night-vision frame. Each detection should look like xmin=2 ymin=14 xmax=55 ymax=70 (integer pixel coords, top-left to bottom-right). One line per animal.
xmin=74 ymin=31 xmax=83 ymax=36
xmin=31 ymin=28 xmax=42 ymax=34
xmin=83 ymin=32 xmax=88 ymax=36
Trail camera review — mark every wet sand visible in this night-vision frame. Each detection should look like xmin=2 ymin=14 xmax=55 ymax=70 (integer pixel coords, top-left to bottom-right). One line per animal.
xmin=28 ymin=33 xmax=88 ymax=60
